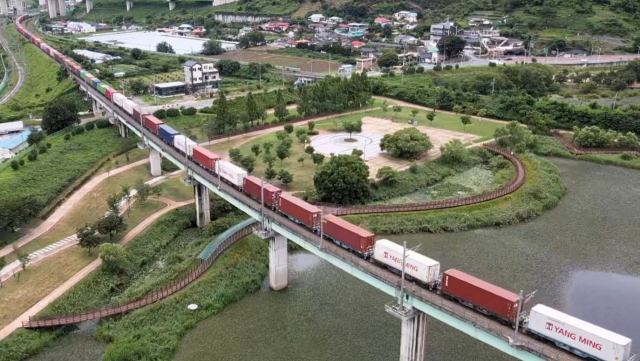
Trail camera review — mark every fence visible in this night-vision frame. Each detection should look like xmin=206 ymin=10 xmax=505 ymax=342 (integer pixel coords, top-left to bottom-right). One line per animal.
xmin=22 ymin=219 xmax=257 ymax=328
xmin=551 ymin=130 xmax=640 ymax=157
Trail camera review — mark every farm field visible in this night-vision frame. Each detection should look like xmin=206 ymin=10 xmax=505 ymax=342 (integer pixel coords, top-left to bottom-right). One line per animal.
xmin=214 ymin=50 xmax=341 ymax=72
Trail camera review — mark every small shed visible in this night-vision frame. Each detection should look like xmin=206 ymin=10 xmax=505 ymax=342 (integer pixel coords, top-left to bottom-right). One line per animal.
xmin=152 ymin=81 xmax=187 ymax=97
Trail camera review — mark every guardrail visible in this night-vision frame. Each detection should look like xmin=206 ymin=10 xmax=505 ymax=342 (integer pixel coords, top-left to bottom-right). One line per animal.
xmin=22 ymin=219 xmax=257 ymax=328
xmin=551 ymin=130 xmax=640 ymax=156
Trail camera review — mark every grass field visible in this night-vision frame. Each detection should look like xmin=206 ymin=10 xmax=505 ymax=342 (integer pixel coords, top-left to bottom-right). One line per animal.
xmin=0 ymin=25 xmax=78 ymax=120
xmin=160 ymin=177 xmax=193 ymax=202
xmin=214 ymin=50 xmax=340 ymax=72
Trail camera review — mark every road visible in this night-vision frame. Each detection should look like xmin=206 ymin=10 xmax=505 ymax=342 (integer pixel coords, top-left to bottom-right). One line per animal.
xmin=0 ymin=23 xmax=25 ymax=105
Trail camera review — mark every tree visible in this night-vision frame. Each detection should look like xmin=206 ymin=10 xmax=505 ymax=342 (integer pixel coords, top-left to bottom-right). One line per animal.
xmin=251 ymin=144 xmax=262 ymax=157
xmin=351 ymin=148 xmax=363 ymax=157
xmin=410 ymin=109 xmax=419 ymax=120
xmin=274 ymin=90 xmax=289 ymax=122
xmin=276 ymin=143 xmax=291 ymax=164
xmin=262 ymin=153 xmax=276 ymax=168
xmin=264 ymin=166 xmax=277 ymax=180
xmin=376 ymin=166 xmax=399 ymax=185
xmin=100 ymin=243 xmax=131 ymax=274
xmin=426 ymin=111 xmax=436 ymax=125
xmin=135 ymin=180 xmax=151 ymax=204
xmin=95 ymin=213 xmax=126 ymax=241
xmin=460 ymin=115 xmax=472 ymax=132
xmin=258 ymin=107 xmax=267 ymax=124
xmin=295 ymin=128 xmax=308 ymax=143
xmin=263 ymin=141 xmax=273 ymax=154
xmin=129 ymin=79 xmax=147 ymax=95
xmin=27 ymin=131 xmax=45 ymax=146
xmin=284 ymin=124 xmax=294 ymax=134
xmin=17 ymin=251 xmax=30 ymax=271
xmin=555 ymin=73 xmax=568 ymax=83
xmin=156 ymin=41 xmax=175 ymax=53
xmin=229 ymin=148 xmax=243 ymax=163
xmin=305 ymin=145 xmax=315 ymax=155
xmin=378 ymin=51 xmax=399 ymax=68
xmin=27 ymin=149 xmax=37 ymax=162
xmin=297 ymin=155 xmax=306 ymax=166
xmin=202 ymin=39 xmax=224 ymax=55
xmin=151 ymin=186 xmax=163 ymax=204
xmin=477 ymin=108 xmax=487 ymax=121
xmin=494 ymin=121 xmax=538 ymax=153
xmin=382 ymin=25 xmax=393 ymax=39
xmin=246 ymin=92 xmax=259 ymax=126
xmin=452 ymin=105 xmax=463 ymax=114
xmin=343 ymin=119 xmax=362 ymax=138
xmin=56 ymin=64 xmax=68 ymax=82
xmin=314 ymin=154 xmax=370 ymax=204
xmin=312 ymin=152 xmax=325 ymax=166
xmin=380 ymin=128 xmax=433 ymax=159
xmin=525 ymin=110 xmax=553 ymax=135
xmin=130 ymin=48 xmax=142 ymax=60
xmin=216 ymin=91 xmax=237 ymax=137
xmin=278 ymin=169 xmax=293 ymax=186
xmin=10 ymin=160 xmax=18 ymax=171
xmin=308 ymin=121 xmax=315 ymax=132
xmin=42 ymin=97 xmax=79 ymax=134
xmin=392 ymin=105 xmax=402 ymax=120
xmin=216 ymin=59 xmax=241 ymax=76
xmin=439 ymin=139 xmax=471 ymax=164
xmin=240 ymin=155 xmax=256 ymax=173
xmin=121 ymin=184 xmax=132 ymax=217
xmin=437 ymin=35 xmax=467 ymax=59
xmin=76 ymin=224 xmax=103 ymax=255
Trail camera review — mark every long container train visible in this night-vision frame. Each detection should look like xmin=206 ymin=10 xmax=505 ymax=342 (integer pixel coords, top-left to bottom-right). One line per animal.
xmin=15 ymin=15 xmax=634 ymax=361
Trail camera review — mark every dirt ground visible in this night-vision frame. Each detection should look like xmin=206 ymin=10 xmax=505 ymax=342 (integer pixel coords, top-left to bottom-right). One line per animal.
xmin=214 ymin=49 xmax=341 ymax=72
xmin=310 ymin=117 xmax=480 ymax=176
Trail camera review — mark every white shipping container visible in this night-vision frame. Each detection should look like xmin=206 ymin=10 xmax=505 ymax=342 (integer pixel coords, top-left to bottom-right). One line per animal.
xmin=40 ymin=42 xmax=48 ymax=51
xmin=527 ymin=304 xmax=632 ymax=361
xmin=373 ymin=239 xmax=440 ymax=285
xmin=122 ymin=99 xmax=136 ymax=115
xmin=173 ymin=135 xmax=197 ymax=157
xmin=113 ymin=93 xmax=126 ymax=107
xmin=215 ymin=160 xmax=247 ymax=188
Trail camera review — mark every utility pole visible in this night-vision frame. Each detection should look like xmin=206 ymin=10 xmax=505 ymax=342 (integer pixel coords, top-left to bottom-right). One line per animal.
xmin=399 ymin=241 xmax=407 ymax=309
xmin=514 ymin=290 xmax=523 ymax=342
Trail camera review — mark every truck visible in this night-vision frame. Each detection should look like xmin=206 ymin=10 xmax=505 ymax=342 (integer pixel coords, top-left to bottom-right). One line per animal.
xmin=143 ymin=115 xmax=163 ymax=134
xmin=193 ymin=147 xmax=220 ymax=171
xmin=277 ymin=194 xmax=321 ymax=229
xmin=243 ymin=176 xmax=281 ymax=208
xmin=158 ymin=125 xmax=179 ymax=144
xmin=173 ymin=135 xmax=197 ymax=157
xmin=374 ymin=239 xmax=440 ymax=287
xmin=215 ymin=160 xmax=247 ymax=188
xmin=526 ymin=304 xmax=632 ymax=361
xmin=441 ymin=269 xmax=519 ymax=323
xmin=324 ymin=215 xmax=374 ymax=256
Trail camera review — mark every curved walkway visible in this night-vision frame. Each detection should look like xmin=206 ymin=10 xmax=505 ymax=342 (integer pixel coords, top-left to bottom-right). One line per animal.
xmin=0 ymin=199 xmax=194 ymax=339
xmin=0 ymin=24 xmax=25 ymax=105
xmin=323 ymin=145 xmax=525 ymax=215
xmin=551 ymin=130 xmax=640 ymax=156
xmin=21 ymin=218 xmax=254 ymax=329
xmin=0 ymin=158 xmax=150 ymax=258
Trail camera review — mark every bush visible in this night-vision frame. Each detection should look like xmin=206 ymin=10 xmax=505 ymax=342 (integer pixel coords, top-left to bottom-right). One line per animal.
xmin=153 ymin=109 xmax=167 ymax=119
xmin=38 ymin=145 xmax=47 ymax=154
xmin=433 ymin=65 xmax=442 ymax=71
xmin=380 ymin=128 xmax=433 ymax=159
xmin=64 ymin=133 xmax=71 ymax=141
xmin=85 ymin=122 xmax=95 ymax=131
xmin=27 ymin=150 xmax=37 ymax=162
xmin=376 ymin=166 xmax=398 ymax=185
xmin=74 ymin=127 xmax=85 ymax=136
xmin=455 ymin=64 xmax=459 ymax=69
xmin=46 ymin=142 xmax=52 ymax=148
xmin=488 ymin=62 xmax=497 ymax=67
xmin=416 ymin=66 xmax=425 ymax=73
xmin=18 ymin=159 xmax=24 ymax=166
xmin=96 ymin=120 xmax=111 ymax=129
xmin=10 ymin=160 xmax=19 ymax=170
xmin=199 ymin=106 xmax=214 ymax=114
xmin=161 ymin=157 xmax=179 ymax=172
xmin=181 ymin=107 xmax=197 ymax=116
xmin=620 ymin=153 xmax=635 ymax=161
xmin=166 ymin=108 xmax=180 ymax=117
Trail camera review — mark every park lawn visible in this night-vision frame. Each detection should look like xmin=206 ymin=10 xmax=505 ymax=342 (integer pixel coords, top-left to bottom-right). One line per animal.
xmin=95 ymin=148 xmax=149 ymax=173
xmin=139 ymin=94 xmax=185 ymax=106
xmin=0 ymin=25 xmax=78 ymax=120
xmin=0 ymin=200 xmax=168 ymax=329
xmin=161 ymin=177 xmax=193 ymax=202
xmin=5 ymin=165 xmax=156 ymax=262
xmin=161 ymin=114 xmax=210 ymax=142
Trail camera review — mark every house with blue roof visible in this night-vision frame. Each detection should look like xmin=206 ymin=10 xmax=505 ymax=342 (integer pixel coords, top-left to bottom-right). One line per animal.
xmin=0 ymin=129 xmax=32 ymax=158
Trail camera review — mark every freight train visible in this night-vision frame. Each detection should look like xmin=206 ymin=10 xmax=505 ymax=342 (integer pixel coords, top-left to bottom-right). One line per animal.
xmin=15 ymin=15 xmax=635 ymax=361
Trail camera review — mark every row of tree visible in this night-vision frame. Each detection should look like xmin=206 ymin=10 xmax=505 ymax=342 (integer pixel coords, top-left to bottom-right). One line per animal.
xmin=297 ymin=72 xmax=373 ymax=117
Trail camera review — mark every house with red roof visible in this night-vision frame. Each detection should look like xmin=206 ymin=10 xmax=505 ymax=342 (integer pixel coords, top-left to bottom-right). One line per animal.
xmin=374 ymin=17 xmax=392 ymax=26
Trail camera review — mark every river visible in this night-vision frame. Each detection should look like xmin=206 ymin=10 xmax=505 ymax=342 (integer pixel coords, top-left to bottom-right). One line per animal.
xmin=26 ymin=158 xmax=640 ymax=361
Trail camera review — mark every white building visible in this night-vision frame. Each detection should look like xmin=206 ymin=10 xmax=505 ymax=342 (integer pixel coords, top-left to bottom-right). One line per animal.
xmin=66 ymin=22 xmax=96 ymax=33
xmin=0 ymin=129 xmax=31 ymax=158
xmin=183 ymin=60 xmax=221 ymax=93
xmin=73 ymin=49 xmax=120 ymax=63
xmin=239 ymin=26 xmax=253 ymax=37
xmin=394 ymin=11 xmax=418 ymax=23
xmin=0 ymin=121 xmax=23 ymax=135
xmin=338 ymin=64 xmax=353 ymax=78
xmin=308 ymin=14 xmax=325 ymax=23
xmin=177 ymin=24 xmax=193 ymax=32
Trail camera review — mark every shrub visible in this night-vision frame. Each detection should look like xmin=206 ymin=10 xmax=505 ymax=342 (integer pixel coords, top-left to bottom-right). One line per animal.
xmin=64 ymin=133 xmax=71 ymax=141
xmin=27 ymin=150 xmax=37 ymax=161
xmin=161 ymin=157 xmax=179 ymax=172
xmin=620 ymin=153 xmax=635 ymax=161
xmin=416 ymin=66 xmax=425 ymax=73
xmin=444 ymin=65 xmax=453 ymax=70
xmin=166 ymin=108 xmax=180 ymax=117
xmin=74 ymin=127 xmax=85 ymax=135
xmin=153 ymin=109 xmax=167 ymax=119
xmin=455 ymin=64 xmax=459 ymax=69
xmin=199 ymin=106 xmax=214 ymax=114
xmin=433 ymin=65 xmax=442 ymax=71
xmin=46 ymin=142 xmax=52 ymax=149
xmin=10 ymin=160 xmax=19 ymax=170
xmin=18 ymin=159 xmax=24 ymax=166
xmin=488 ymin=62 xmax=497 ymax=67
xmin=181 ymin=107 xmax=197 ymax=116
xmin=85 ymin=122 xmax=95 ymax=131
xmin=96 ymin=120 xmax=111 ymax=129
xmin=38 ymin=145 xmax=47 ymax=154
xmin=376 ymin=166 xmax=398 ymax=185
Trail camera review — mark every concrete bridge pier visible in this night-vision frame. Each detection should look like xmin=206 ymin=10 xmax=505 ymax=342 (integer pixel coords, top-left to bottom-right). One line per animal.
xmin=149 ymin=148 xmax=162 ymax=176
xmin=269 ymin=233 xmax=288 ymax=290
xmin=194 ymin=182 xmax=211 ymax=228
xmin=92 ymin=99 xmax=102 ymax=117
xmin=86 ymin=0 xmax=93 ymax=13
xmin=48 ymin=0 xmax=58 ymax=17
xmin=168 ymin=0 xmax=175 ymax=10
xmin=386 ymin=304 xmax=428 ymax=361
xmin=125 ymin=0 xmax=132 ymax=11
xmin=57 ymin=0 xmax=66 ymax=16
xmin=0 ymin=0 xmax=8 ymax=16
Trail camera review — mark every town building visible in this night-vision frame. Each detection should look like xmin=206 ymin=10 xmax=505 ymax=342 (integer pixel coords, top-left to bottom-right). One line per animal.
xmin=356 ymin=58 xmax=373 ymax=71
xmin=430 ymin=20 xmax=459 ymax=43
xmin=0 ymin=121 xmax=24 ymax=135
xmin=182 ymin=60 xmax=221 ymax=93
xmin=394 ymin=11 xmax=418 ymax=23
xmin=326 ymin=16 xmax=343 ymax=24
xmin=152 ymin=82 xmax=187 ymax=97
xmin=239 ymin=26 xmax=253 ymax=37
xmin=308 ymin=14 xmax=325 ymax=23
xmin=374 ymin=17 xmax=392 ymax=26
xmin=338 ymin=64 xmax=354 ymax=78
xmin=66 ymin=21 xmax=95 ymax=33
xmin=0 ymin=129 xmax=31 ymax=158
xmin=73 ymin=49 xmax=120 ymax=63
xmin=394 ymin=34 xmax=418 ymax=45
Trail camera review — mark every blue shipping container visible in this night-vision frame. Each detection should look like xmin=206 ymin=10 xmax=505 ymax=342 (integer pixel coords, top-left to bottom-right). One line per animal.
xmin=92 ymin=79 xmax=101 ymax=89
xmin=158 ymin=125 xmax=179 ymax=144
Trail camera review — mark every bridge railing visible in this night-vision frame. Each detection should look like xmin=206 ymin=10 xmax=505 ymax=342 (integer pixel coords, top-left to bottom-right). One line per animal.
xmin=551 ymin=130 xmax=640 ymax=156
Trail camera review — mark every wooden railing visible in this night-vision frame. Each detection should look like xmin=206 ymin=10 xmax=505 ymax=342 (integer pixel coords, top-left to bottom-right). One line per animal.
xmin=22 ymin=221 xmax=256 ymax=328
xmin=551 ymin=130 xmax=640 ymax=156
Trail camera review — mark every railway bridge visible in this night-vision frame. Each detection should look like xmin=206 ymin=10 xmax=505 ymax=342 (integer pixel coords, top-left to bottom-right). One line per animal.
xmin=64 ymin=77 xmax=589 ymax=361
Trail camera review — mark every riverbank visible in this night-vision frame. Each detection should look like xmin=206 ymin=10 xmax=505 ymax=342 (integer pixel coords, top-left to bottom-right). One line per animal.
xmin=344 ymin=154 xmax=566 ymax=234
xmin=535 ymin=135 xmax=640 ymax=170
xmin=0 ymin=207 xmax=268 ymax=361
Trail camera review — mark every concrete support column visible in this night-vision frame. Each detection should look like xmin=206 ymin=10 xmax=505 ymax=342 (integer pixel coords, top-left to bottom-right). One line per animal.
xmin=49 ymin=0 xmax=59 ymax=17
xmin=399 ymin=311 xmax=428 ymax=361
xmin=0 ymin=0 xmax=8 ymax=16
xmin=92 ymin=100 xmax=101 ymax=117
xmin=149 ymin=148 xmax=161 ymax=176
xmin=269 ymin=234 xmax=288 ymax=290
xmin=57 ymin=0 xmax=66 ymax=16
xmin=168 ymin=0 xmax=175 ymax=10
xmin=194 ymin=182 xmax=211 ymax=228
xmin=86 ymin=0 xmax=93 ymax=13
xmin=125 ymin=0 xmax=132 ymax=11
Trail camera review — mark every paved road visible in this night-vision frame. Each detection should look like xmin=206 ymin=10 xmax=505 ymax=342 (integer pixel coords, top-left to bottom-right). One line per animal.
xmin=0 ymin=158 xmax=150 ymax=258
xmin=0 ymin=198 xmax=194 ymax=341
xmin=0 ymin=24 xmax=25 ymax=105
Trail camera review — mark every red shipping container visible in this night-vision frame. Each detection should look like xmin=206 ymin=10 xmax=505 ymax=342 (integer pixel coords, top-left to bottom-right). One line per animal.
xmin=442 ymin=269 xmax=520 ymax=323
xmin=323 ymin=215 xmax=374 ymax=254
xmin=143 ymin=115 xmax=164 ymax=134
xmin=278 ymin=194 xmax=320 ymax=229
xmin=243 ymin=176 xmax=281 ymax=207
xmin=133 ymin=108 xmax=144 ymax=122
xmin=193 ymin=147 xmax=220 ymax=171
xmin=106 ymin=87 xmax=115 ymax=101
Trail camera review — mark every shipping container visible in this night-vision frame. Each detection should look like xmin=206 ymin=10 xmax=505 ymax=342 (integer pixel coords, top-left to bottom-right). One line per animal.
xmin=215 ymin=160 xmax=247 ymax=188
xmin=106 ymin=87 xmax=115 ymax=101
xmin=527 ymin=305 xmax=632 ymax=361
xmin=243 ymin=176 xmax=281 ymax=207
xmin=158 ymin=125 xmax=179 ymax=144
xmin=122 ymin=99 xmax=136 ymax=116
xmin=113 ymin=92 xmax=126 ymax=108
xmin=324 ymin=215 xmax=374 ymax=255
xmin=79 ymin=70 xmax=88 ymax=82
xmin=97 ymin=83 xmax=108 ymax=96
xmin=374 ymin=239 xmax=440 ymax=285
xmin=193 ymin=147 xmax=220 ymax=171
xmin=133 ymin=108 xmax=143 ymax=122
xmin=40 ymin=43 xmax=48 ymax=51
xmin=32 ymin=37 xmax=41 ymax=47
xmin=91 ymin=79 xmax=101 ymax=90
xmin=441 ymin=269 xmax=520 ymax=323
xmin=173 ymin=135 xmax=197 ymax=157
xmin=277 ymin=194 xmax=321 ymax=229
xmin=143 ymin=115 xmax=164 ymax=134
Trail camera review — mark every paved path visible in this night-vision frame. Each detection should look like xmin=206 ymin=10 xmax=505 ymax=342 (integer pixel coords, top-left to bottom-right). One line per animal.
xmin=0 ymin=158 xmax=150 ymax=258
xmin=0 ymin=24 xmax=25 ymax=105
xmin=0 ymin=198 xmax=194 ymax=341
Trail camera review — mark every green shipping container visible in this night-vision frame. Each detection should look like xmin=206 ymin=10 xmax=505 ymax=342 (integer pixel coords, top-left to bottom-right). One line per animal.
xmin=97 ymin=83 xmax=108 ymax=95
xmin=80 ymin=71 xmax=87 ymax=81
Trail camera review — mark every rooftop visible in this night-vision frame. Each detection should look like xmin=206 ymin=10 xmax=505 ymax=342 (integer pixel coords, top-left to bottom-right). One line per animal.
xmin=0 ymin=129 xmax=31 ymax=150
xmin=154 ymin=81 xmax=186 ymax=88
